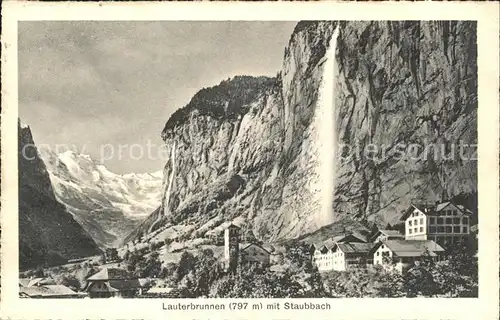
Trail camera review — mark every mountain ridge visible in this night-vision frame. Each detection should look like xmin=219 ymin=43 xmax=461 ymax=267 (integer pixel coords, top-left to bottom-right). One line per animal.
xmin=38 ymin=147 xmax=163 ymax=248
xmin=19 ymin=123 xmax=101 ymax=269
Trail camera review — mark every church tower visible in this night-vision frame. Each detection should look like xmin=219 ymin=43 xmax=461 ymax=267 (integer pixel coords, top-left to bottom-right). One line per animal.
xmin=224 ymin=223 xmax=240 ymax=273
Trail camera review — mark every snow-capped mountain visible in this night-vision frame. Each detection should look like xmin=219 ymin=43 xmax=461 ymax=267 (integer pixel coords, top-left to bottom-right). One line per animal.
xmin=19 ymin=124 xmax=100 ymax=269
xmin=38 ymin=147 xmax=162 ymax=248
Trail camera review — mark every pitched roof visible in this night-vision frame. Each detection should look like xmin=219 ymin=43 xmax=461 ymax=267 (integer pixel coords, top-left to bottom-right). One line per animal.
xmin=27 ymin=278 xmax=44 ymax=287
xmin=332 ymin=232 xmax=367 ymax=243
xmin=87 ymin=268 xmax=135 ymax=281
xmin=108 ymin=279 xmax=143 ymax=290
xmin=373 ymin=240 xmax=444 ymax=257
xmin=240 ymin=242 xmax=271 ymax=254
xmin=371 ymin=230 xmax=404 ymax=241
xmin=401 ymin=201 xmax=473 ymax=220
xmin=19 ymin=278 xmax=31 ymax=287
xmin=26 ymin=277 xmax=56 ymax=287
xmin=336 ymin=242 xmax=374 ymax=254
xmin=379 ymin=230 xmax=404 ymax=237
xmin=19 ymin=285 xmax=82 ymax=297
xmin=314 ymin=232 xmax=368 ymax=251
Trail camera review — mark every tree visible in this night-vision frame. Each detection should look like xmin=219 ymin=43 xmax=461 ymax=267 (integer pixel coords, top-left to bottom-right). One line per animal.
xmin=283 ymin=241 xmax=313 ymax=271
xmin=176 ymin=251 xmax=197 ymax=282
xmin=34 ymin=267 xmax=45 ymax=278
xmin=105 ymin=248 xmax=119 ymax=262
xmin=192 ymin=249 xmax=222 ymax=297
xmin=134 ymin=251 xmax=162 ymax=278
xmin=98 ymin=254 xmax=106 ymax=265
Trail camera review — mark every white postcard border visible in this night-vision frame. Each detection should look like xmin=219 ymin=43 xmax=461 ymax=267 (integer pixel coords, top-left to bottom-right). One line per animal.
xmin=1 ymin=2 xmax=499 ymax=319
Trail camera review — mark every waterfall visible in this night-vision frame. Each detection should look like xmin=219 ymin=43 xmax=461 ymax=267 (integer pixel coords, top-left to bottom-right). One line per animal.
xmin=150 ymin=141 xmax=176 ymax=232
xmin=164 ymin=140 xmax=177 ymax=213
xmin=317 ymin=25 xmax=340 ymax=226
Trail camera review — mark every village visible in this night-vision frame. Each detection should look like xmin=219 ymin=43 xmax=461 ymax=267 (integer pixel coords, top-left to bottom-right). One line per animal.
xmin=19 ymin=200 xmax=478 ymax=298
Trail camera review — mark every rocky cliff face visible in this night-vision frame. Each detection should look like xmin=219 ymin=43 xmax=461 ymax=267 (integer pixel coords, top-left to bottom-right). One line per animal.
xmin=128 ymin=21 xmax=477 ymax=244
xmin=18 ymin=123 xmax=101 ymax=269
xmin=38 ymin=148 xmax=162 ymax=248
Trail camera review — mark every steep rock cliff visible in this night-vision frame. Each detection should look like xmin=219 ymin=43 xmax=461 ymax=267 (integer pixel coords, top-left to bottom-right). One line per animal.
xmin=128 ymin=21 xmax=477 ymax=244
xmin=18 ymin=123 xmax=101 ymax=269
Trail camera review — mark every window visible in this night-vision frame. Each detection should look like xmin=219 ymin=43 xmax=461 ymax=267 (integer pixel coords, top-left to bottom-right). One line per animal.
xmin=414 ymin=219 xmax=418 ymax=225
xmin=445 ymin=218 xmax=452 ymax=224
xmin=430 ymin=217 xmax=435 ymax=224
xmin=454 ymin=226 xmax=460 ymax=233
xmin=409 ymin=229 xmax=412 ymax=234
xmin=414 ymin=228 xmax=418 ymax=233
xmin=420 ymin=227 xmax=423 ymax=232
xmin=377 ymin=252 xmax=380 ymax=256
xmin=437 ymin=226 xmax=445 ymax=233
xmin=430 ymin=226 xmax=436 ymax=233
xmin=446 ymin=226 xmax=452 ymax=233
xmin=437 ymin=218 xmax=444 ymax=224
xmin=420 ymin=218 xmax=424 ymax=224
xmin=408 ymin=220 xmax=412 ymax=226
xmin=463 ymin=217 xmax=469 ymax=224
xmin=453 ymin=218 xmax=460 ymax=224
xmin=463 ymin=226 xmax=468 ymax=233
xmin=453 ymin=211 xmax=458 ymax=216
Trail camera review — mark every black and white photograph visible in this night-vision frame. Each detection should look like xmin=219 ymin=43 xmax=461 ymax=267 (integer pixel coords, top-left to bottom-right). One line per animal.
xmin=13 ymin=18 xmax=482 ymax=300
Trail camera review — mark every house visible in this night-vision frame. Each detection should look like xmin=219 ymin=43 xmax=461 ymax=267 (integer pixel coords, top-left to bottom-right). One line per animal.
xmin=84 ymin=268 xmax=144 ymax=298
xmin=312 ymin=244 xmax=334 ymax=271
xmin=312 ymin=242 xmax=373 ymax=272
xmin=19 ymin=284 xmax=86 ymax=298
xmin=371 ymin=239 xmax=445 ymax=273
xmin=240 ymin=243 xmax=271 ymax=266
xmin=330 ymin=243 xmax=374 ymax=271
xmin=401 ymin=201 xmax=473 ymax=247
xmin=370 ymin=230 xmax=404 ymax=243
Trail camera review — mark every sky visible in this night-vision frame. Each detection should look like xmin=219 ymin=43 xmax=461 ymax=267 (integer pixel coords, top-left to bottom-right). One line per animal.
xmin=18 ymin=21 xmax=297 ymax=174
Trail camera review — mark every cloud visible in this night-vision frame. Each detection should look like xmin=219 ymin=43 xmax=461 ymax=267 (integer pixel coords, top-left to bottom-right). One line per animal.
xmin=18 ymin=21 xmax=297 ymax=173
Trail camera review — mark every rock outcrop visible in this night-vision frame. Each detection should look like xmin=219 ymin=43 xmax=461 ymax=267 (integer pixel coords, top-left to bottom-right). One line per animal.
xmin=18 ymin=123 xmax=101 ymax=269
xmin=127 ymin=21 xmax=477 ymax=244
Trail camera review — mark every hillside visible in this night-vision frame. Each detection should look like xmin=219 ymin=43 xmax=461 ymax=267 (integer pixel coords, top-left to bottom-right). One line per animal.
xmin=18 ymin=122 xmax=101 ymax=269
xmin=126 ymin=21 xmax=477 ymax=245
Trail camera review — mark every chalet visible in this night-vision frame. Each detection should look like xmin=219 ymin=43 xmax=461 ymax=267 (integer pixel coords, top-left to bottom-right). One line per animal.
xmin=370 ymin=230 xmax=404 ymax=243
xmin=330 ymin=242 xmax=374 ymax=271
xmin=19 ymin=284 xmax=85 ymax=299
xmin=311 ymin=232 xmax=369 ymax=271
xmin=401 ymin=201 xmax=472 ymax=247
xmin=84 ymin=268 xmax=144 ymax=298
xmin=240 ymin=243 xmax=271 ymax=266
xmin=312 ymin=242 xmax=373 ymax=272
xmin=312 ymin=244 xmax=334 ymax=272
xmin=371 ymin=239 xmax=445 ymax=273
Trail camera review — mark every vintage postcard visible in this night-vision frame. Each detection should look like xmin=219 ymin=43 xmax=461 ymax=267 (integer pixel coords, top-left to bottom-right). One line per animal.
xmin=1 ymin=1 xmax=499 ymax=320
